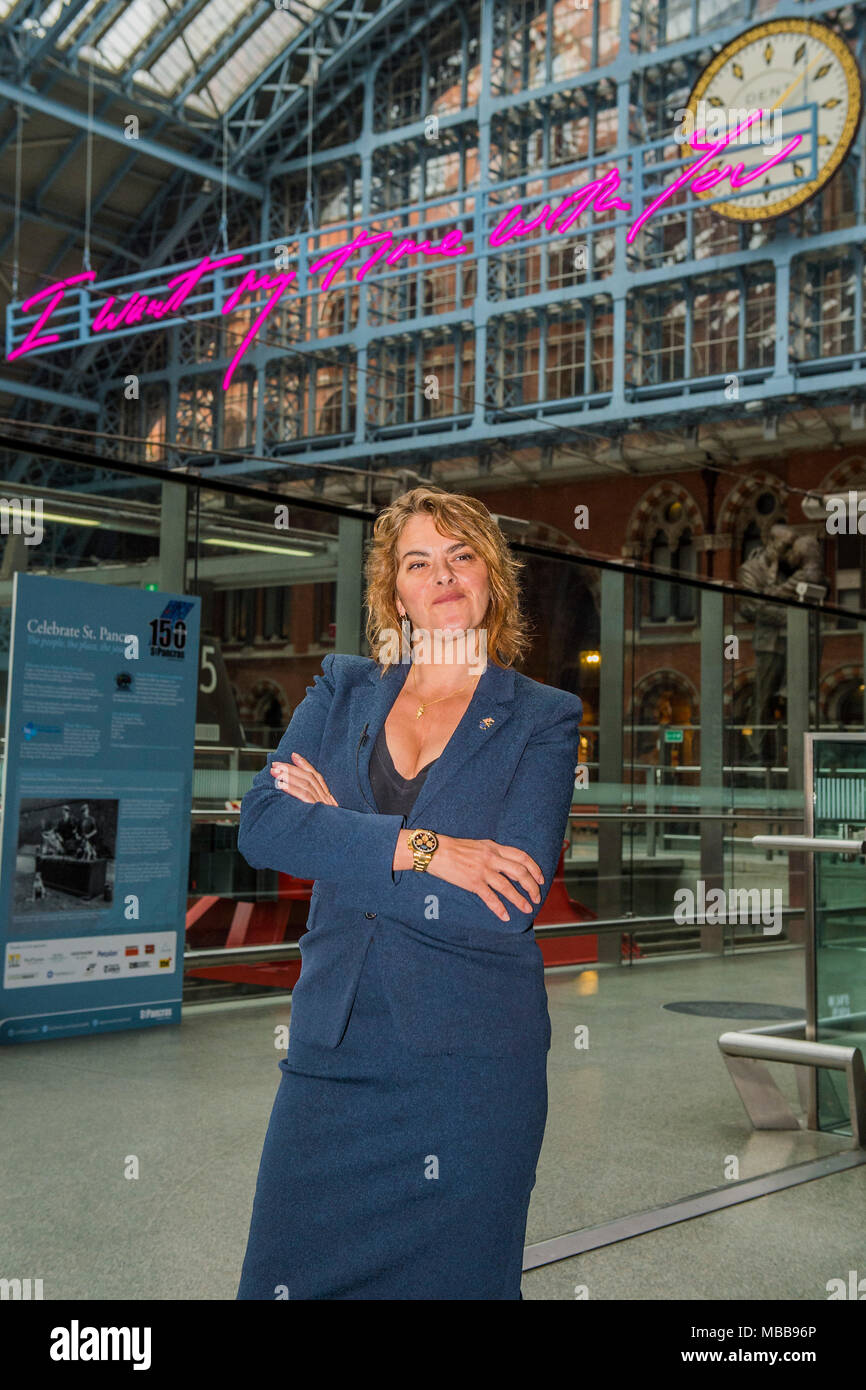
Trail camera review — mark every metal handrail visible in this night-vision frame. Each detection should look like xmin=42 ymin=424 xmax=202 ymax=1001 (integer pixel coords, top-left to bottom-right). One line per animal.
xmin=718 ymin=1031 xmax=866 ymax=1147
xmin=577 ymin=812 xmax=803 ymax=821
xmin=183 ymin=905 xmax=808 ymax=968
xmin=187 ymin=806 xmax=806 ymax=821
xmin=752 ymin=834 xmax=866 ymax=854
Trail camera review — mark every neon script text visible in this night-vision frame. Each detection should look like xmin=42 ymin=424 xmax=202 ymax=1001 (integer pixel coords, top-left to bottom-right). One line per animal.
xmin=8 ymin=109 xmax=801 ymax=389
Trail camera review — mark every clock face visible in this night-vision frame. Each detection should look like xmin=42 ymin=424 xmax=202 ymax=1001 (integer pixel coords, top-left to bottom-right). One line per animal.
xmin=683 ymin=18 xmax=862 ymax=220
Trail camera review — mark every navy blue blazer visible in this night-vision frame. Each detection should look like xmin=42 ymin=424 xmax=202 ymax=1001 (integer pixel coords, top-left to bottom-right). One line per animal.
xmin=237 ymin=653 xmax=583 ymax=1057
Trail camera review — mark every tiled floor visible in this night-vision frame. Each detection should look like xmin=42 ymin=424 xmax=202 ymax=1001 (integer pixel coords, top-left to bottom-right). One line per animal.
xmin=2 ymin=944 xmax=862 ymax=1300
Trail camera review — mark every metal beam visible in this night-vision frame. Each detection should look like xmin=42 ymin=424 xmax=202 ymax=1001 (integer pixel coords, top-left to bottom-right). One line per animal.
xmin=118 ymin=0 xmax=210 ymax=83
xmin=17 ymin=0 xmax=95 ymax=75
xmin=0 ymin=77 xmax=264 ymax=197
xmin=23 ymin=108 xmax=188 ymax=281
xmin=0 ymin=192 xmax=145 ymax=264
xmin=63 ymin=0 xmax=132 ymax=64
xmin=196 ymin=365 xmax=866 ymax=479
xmin=224 ymin=0 xmax=389 ymax=157
xmin=524 ymin=1150 xmax=866 ymax=1269
xmin=172 ymin=0 xmax=276 ymax=109
xmin=34 ymin=89 xmax=119 ymax=210
xmin=700 ymin=587 xmax=725 ymax=953
xmin=597 ymin=567 xmax=625 ymax=946
xmin=0 ymin=376 xmax=100 ymax=411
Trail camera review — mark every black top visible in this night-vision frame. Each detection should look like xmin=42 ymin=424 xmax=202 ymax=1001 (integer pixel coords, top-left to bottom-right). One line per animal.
xmin=368 ymin=724 xmax=438 ymax=818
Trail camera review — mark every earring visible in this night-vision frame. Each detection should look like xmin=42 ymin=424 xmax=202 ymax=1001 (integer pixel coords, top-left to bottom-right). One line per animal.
xmin=401 ymin=614 xmax=411 ymax=658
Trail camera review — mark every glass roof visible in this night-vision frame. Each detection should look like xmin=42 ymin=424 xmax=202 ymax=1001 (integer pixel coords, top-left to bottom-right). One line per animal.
xmin=3 ymin=0 xmax=325 ymax=118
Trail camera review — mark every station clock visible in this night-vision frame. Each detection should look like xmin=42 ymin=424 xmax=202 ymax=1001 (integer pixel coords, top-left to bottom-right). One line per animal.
xmin=682 ymin=18 xmax=862 ymax=220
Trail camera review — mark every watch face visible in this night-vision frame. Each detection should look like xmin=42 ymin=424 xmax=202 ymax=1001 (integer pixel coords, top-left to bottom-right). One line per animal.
xmin=683 ymin=18 xmax=862 ymax=221
xmin=412 ymin=830 xmax=438 ymax=854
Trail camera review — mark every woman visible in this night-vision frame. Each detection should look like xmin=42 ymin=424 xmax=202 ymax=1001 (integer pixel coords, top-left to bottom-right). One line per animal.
xmin=236 ymin=486 xmax=582 ymax=1300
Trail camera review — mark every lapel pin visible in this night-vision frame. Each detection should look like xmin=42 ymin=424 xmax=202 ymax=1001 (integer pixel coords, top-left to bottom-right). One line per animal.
xmin=479 ymin=717 xmax=495 ymax=729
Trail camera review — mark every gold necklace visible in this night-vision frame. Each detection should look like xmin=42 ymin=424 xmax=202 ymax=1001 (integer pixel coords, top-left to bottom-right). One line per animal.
xmin=411 ymin=663 xmax=479 ymax=720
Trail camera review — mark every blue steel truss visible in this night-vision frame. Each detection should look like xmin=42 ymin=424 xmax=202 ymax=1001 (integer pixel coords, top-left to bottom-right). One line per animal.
xmin=1 ymin=0 xmax=866 ymax=487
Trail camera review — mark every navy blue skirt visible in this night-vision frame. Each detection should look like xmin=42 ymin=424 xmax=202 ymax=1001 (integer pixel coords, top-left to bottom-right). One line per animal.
xmin=237 ymin=934 xmax=548 ymax=1300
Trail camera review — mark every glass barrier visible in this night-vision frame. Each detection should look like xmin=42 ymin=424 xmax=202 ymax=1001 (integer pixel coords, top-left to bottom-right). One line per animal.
xmin=4 ymin=456 xmax=865 ymax=990
xmin=2 ymin=453 xmax=866 ymax=1223
xmin=808 ymin=734 xmax=866 ymax=1135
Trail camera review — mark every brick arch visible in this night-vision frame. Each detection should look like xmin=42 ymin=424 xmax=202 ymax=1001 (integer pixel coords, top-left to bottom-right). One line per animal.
xmin=629 ymin=668 xmax=700 ymax=718
xmin=623 ymin=481 xmax=704 ymax=555
xmin=722 ymin=667 xmax=758 ymax=717
xmin=820 ymin=664 xmax=864 ymax=721
xmin=716 ymin=471 xmax=786 ymax=536
xmin=239 ymin=679 xmax=289 ymax=725
xmin=817 ymin=455 xmax=866 ymax=494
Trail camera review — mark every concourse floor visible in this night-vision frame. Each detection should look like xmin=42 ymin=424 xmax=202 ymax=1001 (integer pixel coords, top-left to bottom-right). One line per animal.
xmin=2 ymin=944 xmax=863 ymax=1300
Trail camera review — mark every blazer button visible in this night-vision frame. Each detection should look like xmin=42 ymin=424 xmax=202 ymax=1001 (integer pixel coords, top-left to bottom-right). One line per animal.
xmin=365 ymin=911 xmax=377 ymax=919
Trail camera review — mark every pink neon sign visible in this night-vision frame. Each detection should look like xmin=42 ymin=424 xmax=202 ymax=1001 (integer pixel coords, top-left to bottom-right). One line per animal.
xmin=8 ymin=110 xmax=801 ymax=391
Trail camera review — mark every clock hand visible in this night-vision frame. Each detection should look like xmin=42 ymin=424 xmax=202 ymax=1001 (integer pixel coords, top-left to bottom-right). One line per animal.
xmin=697 ymin=53 xmax=823 ymax=165
xmin=721 ymin=50 xmax=824 ymax=175
xmin=768 ymin=51 xmax=824 ymax=115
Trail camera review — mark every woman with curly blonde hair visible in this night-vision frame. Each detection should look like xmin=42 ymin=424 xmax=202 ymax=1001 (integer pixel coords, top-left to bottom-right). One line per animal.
xmin=237 ymin=485 xmax=582 ymax=1300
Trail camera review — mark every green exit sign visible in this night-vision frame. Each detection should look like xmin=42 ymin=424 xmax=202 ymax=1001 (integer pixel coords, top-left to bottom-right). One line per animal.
xmin=664 ymin=728 xmax=683 ymax=743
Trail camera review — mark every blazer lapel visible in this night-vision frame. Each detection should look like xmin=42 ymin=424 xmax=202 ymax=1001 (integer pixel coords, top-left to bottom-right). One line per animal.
xmin=349 ymin=661 xmax=409 ymax=812
xmin=350 ymin=657 xmax=516 ymax=826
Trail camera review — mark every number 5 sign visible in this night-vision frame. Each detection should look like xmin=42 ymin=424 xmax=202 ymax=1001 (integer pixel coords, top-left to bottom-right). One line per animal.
xmin=194 ymin=635 xmax=245 ymax=747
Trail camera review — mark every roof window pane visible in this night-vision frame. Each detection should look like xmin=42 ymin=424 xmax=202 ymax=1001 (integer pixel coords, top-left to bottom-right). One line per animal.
xmin=54 ymin=0 xmax=103 ymax=44
xmin=98 ymin=0 xmax=167 ymax=70
xmin=203 ymin=10 xmax=304 ymax=111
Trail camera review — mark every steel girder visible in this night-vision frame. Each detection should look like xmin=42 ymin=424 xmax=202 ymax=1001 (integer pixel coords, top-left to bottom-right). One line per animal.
xmin=5 ymin=0 xmax=866 ymax=493
xmin=0 ymin=76 xmax=263 ymax=196
xmin=243 ymin=0 xmax=462 ymax=174
xmin=0 ymin=190 xmax=145 ymax=263
xmin=0 ymin=0 xmax=442 ymax=439
xmin=224 ymin=0 xmax=384 ymax=161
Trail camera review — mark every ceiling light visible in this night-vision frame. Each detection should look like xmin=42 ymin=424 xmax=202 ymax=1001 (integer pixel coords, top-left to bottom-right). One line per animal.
xmin=201 ymin=538 xmax=317 ymax=556
xmin=38 ymin=511 xmax=102 ymax=527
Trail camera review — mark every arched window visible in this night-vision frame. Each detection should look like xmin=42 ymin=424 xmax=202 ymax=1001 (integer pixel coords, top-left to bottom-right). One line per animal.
xmin=731 ymin=486 xmax=784 ymax=565
xmin=250 ymin=683 xmax=290 ymax=750
xmin=646 ymin=501 xmax=698 ymax=622
xmin=319 ymin=387 xmax=355 ymax=437
xmin=223 ymin=590 xmax=258 ymax=645
xmin=803 ymin=464 xmax=866 ymax=624
xmin=633 ymin=675 xmax=698 ymax=763
xmin=649 ymin=530 xmax=672 ymax=620
xmin=741 ymin=519 xmax=762 ymax=562
xmin=262 ymin=587 xmax=293 ymax=642
xmin=834 ymin=678 xmax=864 ymax=727
xmin=676 ymin=529 xmax=697 ymax=615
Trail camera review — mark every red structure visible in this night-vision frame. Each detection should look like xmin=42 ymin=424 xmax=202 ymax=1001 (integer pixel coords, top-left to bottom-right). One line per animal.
xmin=186 ymin=839 xmax=599 ymax=987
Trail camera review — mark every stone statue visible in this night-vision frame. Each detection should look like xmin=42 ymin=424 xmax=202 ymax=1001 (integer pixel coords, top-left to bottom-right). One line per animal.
xmin=737 ymin=525 xmax=826 ymax=765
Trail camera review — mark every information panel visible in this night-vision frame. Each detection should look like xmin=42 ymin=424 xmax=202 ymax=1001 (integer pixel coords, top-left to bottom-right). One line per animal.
xmin=0 ymin=574 xmax=201 ymax=1043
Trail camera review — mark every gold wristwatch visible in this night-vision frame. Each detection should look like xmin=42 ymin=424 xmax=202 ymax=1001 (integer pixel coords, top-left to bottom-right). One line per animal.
xmin=407 ymin=828 xmax=439 ymax=872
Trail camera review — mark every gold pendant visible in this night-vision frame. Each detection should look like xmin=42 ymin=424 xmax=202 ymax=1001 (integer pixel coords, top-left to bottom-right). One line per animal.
xmin=416 ymin=705 xmax=425 ymax=719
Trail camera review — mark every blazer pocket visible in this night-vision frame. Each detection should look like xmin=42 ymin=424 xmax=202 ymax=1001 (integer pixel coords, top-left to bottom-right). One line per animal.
xmin=375 ymin=925 xmax=550 ymax=1058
